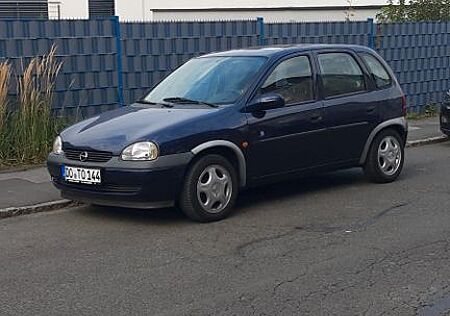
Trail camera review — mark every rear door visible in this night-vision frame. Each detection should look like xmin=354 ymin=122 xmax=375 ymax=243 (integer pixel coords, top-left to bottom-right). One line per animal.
xmin=316 ymin=51 xmax=378 ymax=164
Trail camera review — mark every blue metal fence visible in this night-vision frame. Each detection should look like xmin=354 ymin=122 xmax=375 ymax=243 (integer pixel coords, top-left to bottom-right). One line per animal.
xmin=263 ymin=20 xmax=372 ymax=47
xmin=376 ymin=22 xmax=450 ymax=111
xmin=0 ymin=17 xmax=449 ymax=116
xmin=0 ymin=18 xmax=120 ymax=117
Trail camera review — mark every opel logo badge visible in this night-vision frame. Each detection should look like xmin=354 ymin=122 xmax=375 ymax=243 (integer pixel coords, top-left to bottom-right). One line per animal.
xmin=79 ymin=151 xmax=89 ymax=162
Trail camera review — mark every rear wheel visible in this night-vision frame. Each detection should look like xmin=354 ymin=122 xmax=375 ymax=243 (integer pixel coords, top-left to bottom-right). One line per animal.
xmin=364 ymin=129 xmax=405 ymax=183
xmin=179 ymin=154 xmax=238 ymax=222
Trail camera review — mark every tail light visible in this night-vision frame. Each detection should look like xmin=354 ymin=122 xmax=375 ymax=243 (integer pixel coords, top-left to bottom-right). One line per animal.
xmin=401 ymin=94 xmax=407 ymax=117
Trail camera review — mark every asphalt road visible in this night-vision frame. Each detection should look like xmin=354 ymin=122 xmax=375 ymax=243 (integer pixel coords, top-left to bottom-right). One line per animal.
xmin=1 ymin=142 xmax=450 ymax=316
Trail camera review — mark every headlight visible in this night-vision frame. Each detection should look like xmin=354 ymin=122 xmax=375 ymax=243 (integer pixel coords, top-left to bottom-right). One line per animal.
xmin=121 ymin=142 xmax=158 ymax=161
xmin=52 ymin=136 xmax=63 ymax=155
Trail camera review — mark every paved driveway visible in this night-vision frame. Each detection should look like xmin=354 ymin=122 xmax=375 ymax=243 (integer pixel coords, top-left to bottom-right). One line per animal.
xmin=1 ymin=142 xmax=450 ymax=315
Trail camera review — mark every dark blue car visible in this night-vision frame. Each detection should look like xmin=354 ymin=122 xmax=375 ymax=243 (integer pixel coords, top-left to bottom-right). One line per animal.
xmin=47 ymin=44 xmax=408 ymax=222
xmin=441 ymin=89 xmax=450 ymax=136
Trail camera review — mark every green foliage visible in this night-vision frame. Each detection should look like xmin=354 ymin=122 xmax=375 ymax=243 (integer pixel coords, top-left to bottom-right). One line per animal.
xmin=377 ymin=0 xmax=450 ymax=22
xmin=406 ymin=104 xmax=439 ymax=120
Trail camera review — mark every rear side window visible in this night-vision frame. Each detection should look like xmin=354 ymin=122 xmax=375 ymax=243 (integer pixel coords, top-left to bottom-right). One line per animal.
xmin=360 ymin=53 xmax=392 ymax=89
xmin=260 ymin=56 xmax=314 ymax=105
xmin=318 ymin=53 xmax=366 ymax=98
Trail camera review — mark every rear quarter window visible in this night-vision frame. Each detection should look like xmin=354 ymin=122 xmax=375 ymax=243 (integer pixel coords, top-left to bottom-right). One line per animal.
xmin=360 ymin=53 xmax=392 ymax=89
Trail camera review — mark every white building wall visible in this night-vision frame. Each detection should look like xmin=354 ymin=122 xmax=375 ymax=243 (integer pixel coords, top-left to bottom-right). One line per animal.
xmin=50 ymin=0 xmax=384 ymax=21
xmin=115 ymin=0 xmax=153 ymax=21
xmin=49 ymin=0 xmax=88 ymax=19
xmin=120 ymin=0 xmax=384 ymax=22
xmin=151 ymin=8 xmax=381 ymax=23
xmin=147 ymin=0 xmax=386 ymax=9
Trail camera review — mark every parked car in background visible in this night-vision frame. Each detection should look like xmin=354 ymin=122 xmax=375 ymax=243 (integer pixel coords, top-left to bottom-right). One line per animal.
xmin=441 ymin=89 xmax=450 ymax=136
xmin=47 ymin=44 xmax=408 ymax=222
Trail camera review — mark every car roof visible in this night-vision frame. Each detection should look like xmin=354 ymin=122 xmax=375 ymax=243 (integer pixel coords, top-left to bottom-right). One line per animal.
xmin=201 ymin=44 xmax=374 ymax=59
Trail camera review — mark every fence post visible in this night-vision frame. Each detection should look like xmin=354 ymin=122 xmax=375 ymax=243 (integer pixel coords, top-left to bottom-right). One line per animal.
xmin=367 ymin=18 xmax=375 ymax=49
xmin=257 ymin=17 xmax=265 ymax=46
xmin=112 ymin=16 xmax=125 ymax=107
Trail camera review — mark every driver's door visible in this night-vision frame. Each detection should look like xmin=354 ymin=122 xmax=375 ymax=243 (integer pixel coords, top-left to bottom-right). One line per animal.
xmin=246 ymin=54 xmax=328 ymax=179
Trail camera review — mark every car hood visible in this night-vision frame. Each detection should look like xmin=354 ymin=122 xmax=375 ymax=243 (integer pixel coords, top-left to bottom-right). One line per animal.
xmin=61 ymin=105 xmax=215 ymax=154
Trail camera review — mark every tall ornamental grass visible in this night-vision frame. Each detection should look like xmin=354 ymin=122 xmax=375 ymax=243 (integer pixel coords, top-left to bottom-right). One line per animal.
xmin=0 ymin=46 xmax=63 ymax=166
xmin=0 ymin=61 xmax=11 ymax=158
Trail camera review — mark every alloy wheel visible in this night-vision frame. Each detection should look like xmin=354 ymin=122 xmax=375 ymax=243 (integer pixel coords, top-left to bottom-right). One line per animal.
xmin=196 ymin=164 xmax=233 ymax=214
xmin=377 ymin=136 xmax=402 ymax=176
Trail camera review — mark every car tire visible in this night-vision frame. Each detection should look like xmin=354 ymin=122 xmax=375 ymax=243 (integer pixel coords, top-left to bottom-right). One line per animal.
xmin=364 ymin=128 xmax=405 ymax=183
xmin=179 ymin=154 xmax=239 ymax=222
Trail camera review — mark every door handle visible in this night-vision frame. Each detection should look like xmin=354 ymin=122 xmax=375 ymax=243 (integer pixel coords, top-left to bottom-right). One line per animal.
xmin=310 ymin=115 xmax=323 ymax=123
xmin=366 ymin=106 xmax=376 ymax=113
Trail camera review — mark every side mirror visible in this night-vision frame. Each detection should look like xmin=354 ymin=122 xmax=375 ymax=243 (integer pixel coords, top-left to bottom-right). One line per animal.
xmin=246 ymin=93 xmax=285 ymax=112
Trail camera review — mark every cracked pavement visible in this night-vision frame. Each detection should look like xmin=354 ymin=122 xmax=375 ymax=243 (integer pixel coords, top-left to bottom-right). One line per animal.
xmin=1 ymin=142 xmax=450 ymax=315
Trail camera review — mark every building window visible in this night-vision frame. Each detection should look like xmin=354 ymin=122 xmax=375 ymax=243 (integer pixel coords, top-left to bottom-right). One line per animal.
xmin=89 ymin=0 xmax=115 ymax=18
xmin=0 ymin=0 xmax=48 ymax=19
xmin=48 ymin=1 xmax=62 ymax=20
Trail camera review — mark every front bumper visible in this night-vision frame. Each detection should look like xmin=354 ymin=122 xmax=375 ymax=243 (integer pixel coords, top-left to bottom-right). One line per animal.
xmin=47 ymin=152 xmax=193 ymax=209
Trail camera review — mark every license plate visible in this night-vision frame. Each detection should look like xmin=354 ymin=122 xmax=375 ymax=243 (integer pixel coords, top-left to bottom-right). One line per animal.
xmin=63 ymin=165 xmax=101 ymax=184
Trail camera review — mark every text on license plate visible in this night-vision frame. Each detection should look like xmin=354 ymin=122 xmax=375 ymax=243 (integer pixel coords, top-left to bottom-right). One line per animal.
xmin=63 ymin=166 xmax=101 ymax=184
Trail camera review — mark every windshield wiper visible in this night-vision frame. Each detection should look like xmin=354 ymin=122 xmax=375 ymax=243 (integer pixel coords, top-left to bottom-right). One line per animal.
xmin=163 ymin=97 xmax=218 ymax=108
xmin=135 ymin=99 xmax=173 ymax=108
xmin=135 ymin=99 xmax=156 ymax=105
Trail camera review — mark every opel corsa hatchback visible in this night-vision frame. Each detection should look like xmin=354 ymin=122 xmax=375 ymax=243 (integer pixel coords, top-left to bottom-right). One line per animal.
xmin=48 ymin=45 xmax=408 ymax=222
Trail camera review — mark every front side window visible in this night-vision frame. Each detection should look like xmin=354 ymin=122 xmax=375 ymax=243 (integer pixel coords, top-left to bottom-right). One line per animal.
xmin=318 ymin=53 xmax=366 ymax=98
xmin=145 ymin=56 xmax=267 ymax=105
xmin=360 ymin=53 xmax=392 ymax=89
xmin=259 ymin=56 xmax=314 ymax=105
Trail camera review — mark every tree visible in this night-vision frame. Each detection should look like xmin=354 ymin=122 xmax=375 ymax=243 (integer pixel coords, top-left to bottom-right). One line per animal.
xmin=344 ymin=0 xmax=356 ymax=21
xmin=377 ymin=0 xmax=450 ymax=22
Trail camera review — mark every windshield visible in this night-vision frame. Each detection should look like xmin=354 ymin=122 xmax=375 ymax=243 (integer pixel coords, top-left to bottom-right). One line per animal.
xmin=144 ymin=56 xmax=267 ymax=105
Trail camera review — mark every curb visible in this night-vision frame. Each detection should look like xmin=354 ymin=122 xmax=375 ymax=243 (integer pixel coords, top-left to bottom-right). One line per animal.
xmin=406 ymin=135 xmax=449 ymax=148
xmin=0 ymin=200 xmax=79 ymax=220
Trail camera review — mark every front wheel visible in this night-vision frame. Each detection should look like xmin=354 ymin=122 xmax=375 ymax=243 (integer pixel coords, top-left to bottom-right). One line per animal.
xmin=179 ymin=154 xmax=239 ymax=222
xmin=364 ymin=129 xmax=405 ymax=183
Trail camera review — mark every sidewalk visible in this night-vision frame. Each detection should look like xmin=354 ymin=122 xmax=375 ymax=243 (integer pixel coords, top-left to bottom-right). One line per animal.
xmin=0 ymin=117 xmax=447 ymax=216
xmin=407 ymin=116 xmax=444 ymax=142
xmin=0 ymin=167 xmax=60 ymax=210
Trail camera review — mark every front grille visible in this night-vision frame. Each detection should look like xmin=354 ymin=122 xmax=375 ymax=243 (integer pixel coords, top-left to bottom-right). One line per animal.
xmin=64 ymin=149 xmax=113 ymax=163
xmin=54 ymin=178 xmax=140 ymax=194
